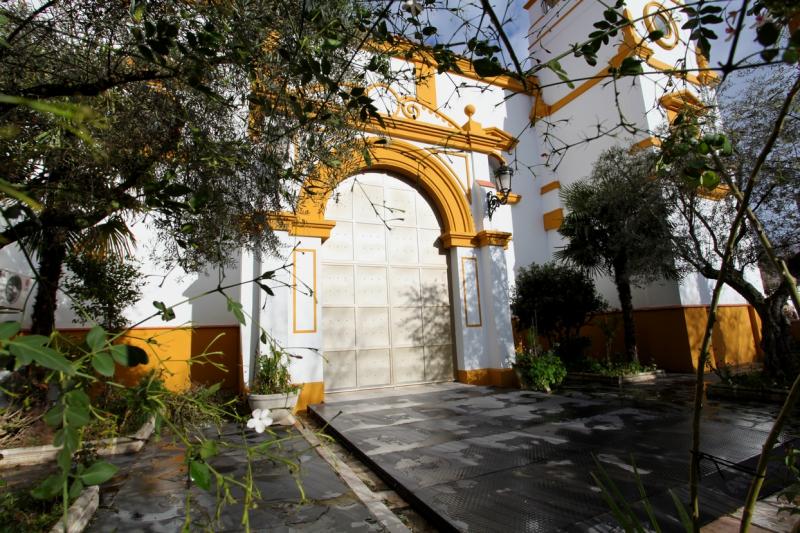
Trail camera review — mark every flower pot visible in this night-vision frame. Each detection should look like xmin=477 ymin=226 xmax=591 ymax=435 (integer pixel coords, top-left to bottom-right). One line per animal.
xmin=247 ymin=391 xmax=299 ymax=426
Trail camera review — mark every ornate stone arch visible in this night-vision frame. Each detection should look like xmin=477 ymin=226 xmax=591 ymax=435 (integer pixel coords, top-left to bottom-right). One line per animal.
xmin=293 ymin=138 xmax=477 ymax=248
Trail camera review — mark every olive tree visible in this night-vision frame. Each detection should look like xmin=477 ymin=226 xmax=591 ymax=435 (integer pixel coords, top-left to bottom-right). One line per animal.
xmin=557 ymin=147 xmax=678 ymax=363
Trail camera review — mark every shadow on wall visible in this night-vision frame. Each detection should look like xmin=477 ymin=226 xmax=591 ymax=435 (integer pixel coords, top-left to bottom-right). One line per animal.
xmin=572 ymin=306 xmax=764 ymax=372
xmin=185 ymin=266 xmax=242 ymax=391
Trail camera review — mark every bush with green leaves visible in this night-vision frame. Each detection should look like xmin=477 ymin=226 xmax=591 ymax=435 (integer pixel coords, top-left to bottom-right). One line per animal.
xmin=511 ymin=262 xmax=606 ymax=355
xmin=63 ymin=252 xmax=144 ymax=332
xmin=516 ymin=350 xmax=567 ymax=393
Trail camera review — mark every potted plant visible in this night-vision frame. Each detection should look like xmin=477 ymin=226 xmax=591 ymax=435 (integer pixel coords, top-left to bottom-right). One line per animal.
xmin=247 ymin=344 xmax=301 ymax=426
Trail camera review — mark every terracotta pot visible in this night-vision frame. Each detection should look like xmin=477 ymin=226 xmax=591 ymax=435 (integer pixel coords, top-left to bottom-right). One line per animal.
xmin=247 ymin=391 xmax=299 ymax=426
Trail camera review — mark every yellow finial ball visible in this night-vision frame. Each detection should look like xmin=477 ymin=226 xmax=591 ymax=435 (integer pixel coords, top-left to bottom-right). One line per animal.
xmin=464 ymin=104 xmax=475 ymax=117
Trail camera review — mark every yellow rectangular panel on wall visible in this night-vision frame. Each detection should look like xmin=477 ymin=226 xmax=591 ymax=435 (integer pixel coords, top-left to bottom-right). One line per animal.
xmin=293 ymin=248 xmax=317 ymax=333
xmin=461 ymin=256 xmax=482 ymax=327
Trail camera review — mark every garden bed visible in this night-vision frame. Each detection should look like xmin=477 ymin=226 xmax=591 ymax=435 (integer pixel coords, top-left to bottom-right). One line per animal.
xmin=0 ymin=416 xmax=155 ymax=469
xmin=706 ymin=383 xmax=790 ymax=404
xmin=566 ymin=370 xmax=665 ymax=385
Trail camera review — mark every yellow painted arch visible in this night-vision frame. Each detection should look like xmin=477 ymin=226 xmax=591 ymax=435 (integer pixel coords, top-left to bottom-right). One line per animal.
xmin=295 ymin=139 xmax=477 ymax=248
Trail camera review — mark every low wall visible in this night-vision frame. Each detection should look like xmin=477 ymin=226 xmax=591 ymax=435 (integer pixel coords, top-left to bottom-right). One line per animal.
xmin=59 ymin=326 xmax=242 ymax=392
xmin=514 ymin=304 xmax=764 ymax=373
xmin=580 ymin=305 xmax=762 ymax=372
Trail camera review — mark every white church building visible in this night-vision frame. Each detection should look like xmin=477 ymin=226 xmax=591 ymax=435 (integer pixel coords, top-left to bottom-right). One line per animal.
xmin=0 ymin=0 xmax=764 ymax=409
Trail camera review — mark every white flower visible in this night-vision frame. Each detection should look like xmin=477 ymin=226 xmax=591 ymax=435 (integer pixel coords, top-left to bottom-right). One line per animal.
xmin=401 ymin=0 xmax=422 ymax=17
xmin=246 ymin=408 xmax=273 ymax=433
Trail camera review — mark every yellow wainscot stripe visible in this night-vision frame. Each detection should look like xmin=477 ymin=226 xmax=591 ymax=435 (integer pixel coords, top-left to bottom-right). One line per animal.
xmin=542 ymin=208 xmax=564 ymax=231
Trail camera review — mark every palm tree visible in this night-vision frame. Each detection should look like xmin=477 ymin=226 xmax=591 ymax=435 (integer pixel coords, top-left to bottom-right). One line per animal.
xmin=556 ymin=146 xmax=677 ymax=363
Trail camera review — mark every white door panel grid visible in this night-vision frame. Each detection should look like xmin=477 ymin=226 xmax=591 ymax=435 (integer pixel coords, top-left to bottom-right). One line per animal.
xmin=321 ymin=172 xmax=455 ymax=391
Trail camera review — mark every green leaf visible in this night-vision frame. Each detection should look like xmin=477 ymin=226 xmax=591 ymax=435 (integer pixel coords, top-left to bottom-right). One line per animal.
xmin=86 ymin=326 xmax=107 ymax=352
xmin=80 ymin=460 xmax=118 ymax=486
xmin=56 ymin=446 xmax=72 ymax=472
xmin=700 ymin=170 xmax=720 ymax=189
xmin=757 ymin=22 xmax=780 ymax=46
xmin=472 ymin=57 xmax=504 ymax=78
xmin=153 ymin=301 xmax=176 ymax=321
xmin=65 ymin=389 xmax=90 ymax=408
xmin=0 ymin=321 xmax=20 ymax=340
xmin=54 ymin=427 xmax=79 ymax=452
xmin=669 ymin=489 xmax=693 ymax=532
xmin=9 ymin=338 xmax=74 ymax=375
xmin=110 ymin=344 xmax=130 ymax=365
xmin=31 ymin=473 xmax=66 ymax=500
xmin=226 ymin=298 xmax=246 ymax=325
xmin=44 ymin=404 xmax=64 ymax=427
xmin=200 ymin=440 xmax=218 ymax=460
xmin=619 ymin=57 xmax=643 ymax=76
xmin=69 ymin=478 xmax=85 ymax=500
xmin=189 ymin=460 xmax=212 ymax=491
xmin=648 ymin=30 xmax=664 ymax=41
xmin=65 ymin=405 xmax=91 ymax=427
xmin=255 ymin=281 xmax=275 ymax=296
xmin=92 ymin=351 xmax=115 ymax=377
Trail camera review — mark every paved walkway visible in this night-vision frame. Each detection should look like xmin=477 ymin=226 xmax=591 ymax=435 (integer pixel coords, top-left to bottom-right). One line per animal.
xmin=309 ymin=377 xmax=800 ymax=532
xmin=88 ymin=424 xmax=393 ymax=532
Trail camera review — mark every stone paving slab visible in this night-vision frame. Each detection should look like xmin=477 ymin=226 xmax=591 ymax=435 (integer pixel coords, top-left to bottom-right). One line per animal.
xmin=309 ymin=377 xmax=800 ymax=532
xmin=88 ymin=424 xmax=387 ymax=532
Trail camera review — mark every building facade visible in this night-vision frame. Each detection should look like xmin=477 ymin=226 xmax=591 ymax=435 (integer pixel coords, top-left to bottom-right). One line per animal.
xmin=0 ymin=0 xmax=766 ymax=409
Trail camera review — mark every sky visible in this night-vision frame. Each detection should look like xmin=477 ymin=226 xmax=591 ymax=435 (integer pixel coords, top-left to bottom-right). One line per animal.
xmin=417 ymin=0 xmax=766 ymax=79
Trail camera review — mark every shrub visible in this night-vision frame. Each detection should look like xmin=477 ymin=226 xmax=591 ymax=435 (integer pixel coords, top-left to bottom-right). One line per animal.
xmin=516 ymin=350 xmax=567 ymax=392
xmin=511 ymin=262 xmax=606 ymax=350
xmin=63 ymin=252 xmax=144 ymax=332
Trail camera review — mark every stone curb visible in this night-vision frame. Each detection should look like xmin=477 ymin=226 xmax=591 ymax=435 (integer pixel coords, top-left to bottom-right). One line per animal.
xmin=48 ymin=485 xmax=99 ymax=533
xmin=294 ymin=421 xmax=411 ymax=533
xmin=566 ymin=370 xmax=665 ymax=385
xmin=0 ymin=415 xmax=156 ymax=469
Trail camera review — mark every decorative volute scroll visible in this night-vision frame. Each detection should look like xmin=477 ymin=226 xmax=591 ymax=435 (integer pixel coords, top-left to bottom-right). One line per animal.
xmin=361 ymin=85 xmax=518 ymax=155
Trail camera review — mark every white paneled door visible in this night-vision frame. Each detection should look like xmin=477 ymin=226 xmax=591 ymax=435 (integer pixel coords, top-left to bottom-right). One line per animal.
xmin=320 ymin=172 xmax=455 ymax=391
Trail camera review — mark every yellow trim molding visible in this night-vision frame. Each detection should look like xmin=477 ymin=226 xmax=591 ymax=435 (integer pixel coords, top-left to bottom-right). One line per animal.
xmin=297 ymin=138 xmax=477 ymax=248
xmin=473 ymin=230 xmax=512 ymax=249
xmin=642 ymin=2 xmax=680 ymax=50
xmin=540 ymin=181 xmax=561 ymax=194
xmin=531 ymin=40 xmax=632 ymax=120
xmin=659 ymin=89 xmax=704 ymax=122
xmin=621 ymin=9 xmax=717 ymax=87
xmin=294 ymin=381 xmax=324 ymax=412
xmin=543 ymin=208 xmax=564 ymax=231
xmin=457 ymin=368 xmax=516 ymax=387
xmin=371 ymin=41 xmax=538 ymax=95
xmin=499 ymin=192 xmax=521 ymax=204
xmin=414 ymin=62 xmax=437 ymax=108
xmin=528 ymin=0 xmax=586 ymax=49
xmin=632 ymin=136 xmax=662 ymax=151
xmin=362 ymin=97 xmax=518 ymax=155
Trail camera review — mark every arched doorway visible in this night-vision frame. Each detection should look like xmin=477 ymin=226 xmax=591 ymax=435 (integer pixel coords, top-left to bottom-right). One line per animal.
xmin=319 ymin=171 xmax=455 ymax=391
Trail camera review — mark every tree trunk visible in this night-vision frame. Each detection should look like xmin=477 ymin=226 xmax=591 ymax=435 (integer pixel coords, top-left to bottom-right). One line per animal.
xmin=613 ymin=262 xmax=639 ymax=363
xmin=759 ymin=289 xmax=798 ymax=382
xmin=698 ymin=265 xmax=797 ymax=380
xmin=30 ymin=230 xmax=67 ymax=336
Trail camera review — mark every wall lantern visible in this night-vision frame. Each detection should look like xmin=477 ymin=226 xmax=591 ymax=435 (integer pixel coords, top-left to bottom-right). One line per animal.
xmin=486 ymin=164 xmax=513 ymax=221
